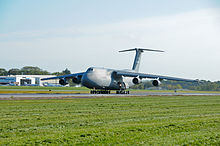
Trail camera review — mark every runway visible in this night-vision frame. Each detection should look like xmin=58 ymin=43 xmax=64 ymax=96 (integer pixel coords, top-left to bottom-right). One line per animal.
xmin=0 ymin=92 xmax=220 ymax=99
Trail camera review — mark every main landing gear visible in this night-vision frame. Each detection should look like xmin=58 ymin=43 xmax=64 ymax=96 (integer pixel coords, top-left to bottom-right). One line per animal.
xmin=90 ymin=90 xmax=130 ymax=94
xmin=90 ymin=90 xmax=111 ymax=94
xmin=116 ymin=90 xmax=129 ymax=94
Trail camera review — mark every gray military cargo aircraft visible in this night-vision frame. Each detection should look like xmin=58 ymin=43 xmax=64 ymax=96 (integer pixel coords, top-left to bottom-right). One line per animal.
xmin=41 ymin=48 xmax=197 ymax=94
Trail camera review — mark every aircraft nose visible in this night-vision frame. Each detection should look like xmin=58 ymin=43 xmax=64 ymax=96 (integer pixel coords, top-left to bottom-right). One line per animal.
xmin=81 ymin=73 xmax=89 ymax=85
xmin=81 ymin=72 xmax=97 ymax=88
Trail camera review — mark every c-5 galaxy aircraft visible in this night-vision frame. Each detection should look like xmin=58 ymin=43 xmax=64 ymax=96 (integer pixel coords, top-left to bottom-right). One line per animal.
xmin=41 ymin=48 xmax=197 ymax=94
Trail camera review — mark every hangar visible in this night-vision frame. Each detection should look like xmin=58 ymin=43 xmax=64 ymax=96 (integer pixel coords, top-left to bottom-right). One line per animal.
xmin=0 ymin=75 xmax=59 ymax=86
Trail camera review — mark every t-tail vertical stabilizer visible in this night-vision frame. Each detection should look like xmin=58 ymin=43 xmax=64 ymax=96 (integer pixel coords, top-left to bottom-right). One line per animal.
xmin=119 ymin=48 xmax=164 ymax=72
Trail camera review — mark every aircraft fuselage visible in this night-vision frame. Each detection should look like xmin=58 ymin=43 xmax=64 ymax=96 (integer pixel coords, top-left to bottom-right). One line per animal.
xmin=81 ymin=67 xmax=133 ymax=90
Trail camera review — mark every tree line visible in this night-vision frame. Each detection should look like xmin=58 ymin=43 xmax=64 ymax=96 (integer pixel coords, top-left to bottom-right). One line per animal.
xmin=0 ymin=66 xmax=71 ymax=76
xmin=131 ymin=80 xmax=220 ymax=91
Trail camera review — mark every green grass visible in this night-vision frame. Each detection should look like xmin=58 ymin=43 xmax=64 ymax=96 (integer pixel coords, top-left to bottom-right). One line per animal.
xmin=0 ymin=96 xmax=220 ymax=145
xmin=0 ymin=86 xmax=90 ymax=94
xmin=129 ymin=89 xmax=220 ymax=93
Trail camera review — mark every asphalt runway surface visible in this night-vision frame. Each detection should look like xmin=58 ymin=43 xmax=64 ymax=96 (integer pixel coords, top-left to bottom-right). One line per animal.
xmin=1 ymin=92 xmax=220 ymax=99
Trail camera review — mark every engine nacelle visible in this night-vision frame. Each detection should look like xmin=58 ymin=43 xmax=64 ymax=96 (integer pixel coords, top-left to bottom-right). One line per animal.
xmin=132 ymin=77 xmax=141 ymax=85
xmin=152 ymin=79 xmax=161 ymax=87
xmin=72 ymin=76 xmax=81 ymax=84
xmin=59 ymin=78 xmax=68 ymax=85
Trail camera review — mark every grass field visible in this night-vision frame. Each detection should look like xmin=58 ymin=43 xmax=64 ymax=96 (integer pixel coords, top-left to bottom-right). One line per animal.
xmin=0 ymin=86 xmax=90 ymax=94
xmin=0 ymin=96 xmax=219 ymax=145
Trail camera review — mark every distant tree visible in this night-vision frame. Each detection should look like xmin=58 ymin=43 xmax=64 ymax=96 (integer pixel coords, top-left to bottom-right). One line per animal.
xmin=176 ymin=84 xmax=182 ymax=89
xmin=62 ymin=68 xmax=71 ymax=75
xmin=8 ymin=68 xmax=21 ymax=75
xmin=51 ymin=69 xmax=76 ymax=86
xmin=20 ymin=66 xmax=50 ymax=75
xmin=51 ymin=72 xmax=62 ymax=76
xmin=0 ymin=68 xmax=7 ymax=76
xmin=51 ymin=68 xmax=71 ymax=76
xmin=144 ymin=81 xmax=154 ymax=89
xmin=167 ymin=84 xmax=173 ymax=90
xmin=131 ymin=82 xmax=145 ymax=89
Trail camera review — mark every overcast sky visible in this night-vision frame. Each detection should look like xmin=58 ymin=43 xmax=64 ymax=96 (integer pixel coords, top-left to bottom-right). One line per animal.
xmin=0 ymin=0 xmax=220 ymax=81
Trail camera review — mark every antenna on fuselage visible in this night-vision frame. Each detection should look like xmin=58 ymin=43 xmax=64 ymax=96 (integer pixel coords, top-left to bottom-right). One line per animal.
xmin=119 ymin=48 xmax=164 ymax=72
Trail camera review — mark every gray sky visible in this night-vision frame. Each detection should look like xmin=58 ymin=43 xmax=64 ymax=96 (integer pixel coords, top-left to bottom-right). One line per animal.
xmin=0 ymin=0 xmax=220 ymax=81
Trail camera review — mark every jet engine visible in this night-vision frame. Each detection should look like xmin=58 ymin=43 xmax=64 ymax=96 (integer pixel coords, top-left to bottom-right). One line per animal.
xmin=152 ymin=79 xmax=161 ymax=87
xmin=59 ymin=78 xmax=68 ymax=85
xmin=132 ymin=77 xmax=141 ymax=85
xmin=72 ymin=76 xmax=81 ymax=84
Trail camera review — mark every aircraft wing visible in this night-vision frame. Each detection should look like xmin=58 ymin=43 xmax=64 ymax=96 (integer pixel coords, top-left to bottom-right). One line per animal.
xmin=116 ymin=71 xmax=197 ymax=82
xmin=41 ymin=72 xmax=85 ymax=81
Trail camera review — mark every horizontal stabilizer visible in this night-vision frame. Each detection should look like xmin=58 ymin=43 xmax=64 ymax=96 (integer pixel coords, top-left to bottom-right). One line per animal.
xmin=119 ymin=48 xmax=164 ymax=53
xmin=119 ymin=48 xmax=164 ymax=72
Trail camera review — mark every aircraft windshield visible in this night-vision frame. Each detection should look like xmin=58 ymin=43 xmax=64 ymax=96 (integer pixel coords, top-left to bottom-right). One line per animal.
xmin=87 ymin=68 xmax=93 ymax=72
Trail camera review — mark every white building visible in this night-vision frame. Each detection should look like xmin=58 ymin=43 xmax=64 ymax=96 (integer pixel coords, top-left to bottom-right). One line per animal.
xmin=0 ymin=75 xmax=59 ymax=86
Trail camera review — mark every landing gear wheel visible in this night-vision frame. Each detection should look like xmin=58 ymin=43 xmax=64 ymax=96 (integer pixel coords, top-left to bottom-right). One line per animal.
xmin=90 ymin=90 xmax=111 ymax=94
xmin=116 ymin=90 xmax=130 ymax=94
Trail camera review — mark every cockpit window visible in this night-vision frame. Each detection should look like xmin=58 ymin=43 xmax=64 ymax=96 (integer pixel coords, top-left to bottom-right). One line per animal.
xmin=87 ymin=68 xmax=93 ymax=72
